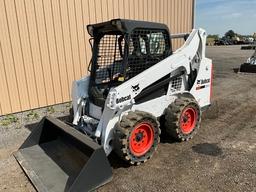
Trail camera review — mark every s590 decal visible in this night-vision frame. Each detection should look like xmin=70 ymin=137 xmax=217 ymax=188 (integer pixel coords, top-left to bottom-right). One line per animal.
xmin=197 ymin=78 xmax=210 ymax=85
xmin=196 ymin=78 xmax=211 ymax=90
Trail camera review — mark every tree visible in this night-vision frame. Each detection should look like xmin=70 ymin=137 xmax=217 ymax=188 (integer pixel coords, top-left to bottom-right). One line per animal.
xmin=225 ymin=30 xmax=236 ymax=39
xmin=207 ymin=34 xmax=219 ymax=40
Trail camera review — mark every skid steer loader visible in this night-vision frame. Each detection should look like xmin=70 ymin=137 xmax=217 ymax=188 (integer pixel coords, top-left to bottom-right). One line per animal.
xmin=239 ymin=49 xmax=256 ymax=73
xmin=15 ymin=19 xmax=212 ymax=192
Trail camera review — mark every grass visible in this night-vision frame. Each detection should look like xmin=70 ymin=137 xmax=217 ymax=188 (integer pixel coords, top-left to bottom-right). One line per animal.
xmin=65 ymin=102 xmax=71 ymax=108
xmin=47 ymin=106 xmax=55 ymax=114
xmin=26 ymin=110 xmax=39 ymax=120
xmin=0 ymin=114 xmax=19 ymax=126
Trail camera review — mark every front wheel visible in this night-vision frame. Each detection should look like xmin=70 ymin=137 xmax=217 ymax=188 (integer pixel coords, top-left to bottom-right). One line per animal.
xmin=114 ymin=111 xmax=160 ymax=165
xmin=165 ymin=97 xmax=201 ymax=141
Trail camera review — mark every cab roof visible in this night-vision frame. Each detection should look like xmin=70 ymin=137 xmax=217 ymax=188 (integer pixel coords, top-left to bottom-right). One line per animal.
xmin=87 ymin=19 xmax=170 ymax=37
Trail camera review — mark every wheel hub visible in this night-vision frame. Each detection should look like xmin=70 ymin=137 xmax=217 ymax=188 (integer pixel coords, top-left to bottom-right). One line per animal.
xmin=135 ymin=132 xmax=144 ymax=142
xmin=182 ymin=115 xmax=189 ymax=123
xmin=180 ymin=107 xmax=197 ymax=134
xmin=129 ymin=123 xmax=154 ymax=157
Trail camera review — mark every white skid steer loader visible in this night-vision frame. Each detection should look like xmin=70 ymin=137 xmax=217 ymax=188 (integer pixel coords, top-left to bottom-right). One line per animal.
xmin=14 ymin=19 xmax=212 ymax=192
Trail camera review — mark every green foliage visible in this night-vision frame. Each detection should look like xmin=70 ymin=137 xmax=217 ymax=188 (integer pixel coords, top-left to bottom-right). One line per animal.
xmin=26 ymin=110 xmax=39 ymax=120
xmin=0 ymin=114 xmax=19 ymax=126
xmin=207 ymin=34 xmax=219 ymax=40
xmin=225 ymin=30 xmax=236 ymax=39
xmin=47 ymin=106 xmax=55 ymax=114
xmin=65 ymin=102 xmax=71 ymax=108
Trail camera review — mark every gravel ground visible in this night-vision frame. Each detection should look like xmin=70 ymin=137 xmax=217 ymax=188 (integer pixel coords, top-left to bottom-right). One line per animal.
xmin=0 ymin=45 xmax=255 ymax=192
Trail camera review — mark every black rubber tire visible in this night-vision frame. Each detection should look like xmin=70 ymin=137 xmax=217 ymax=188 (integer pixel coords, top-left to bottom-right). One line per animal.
xmin=113 ymin=111 xmax=160 ymax=165
xmin=89 ymin=86 xmax=106 ymax=108
xmin=165 ymin=97 xmax=201 ymax=141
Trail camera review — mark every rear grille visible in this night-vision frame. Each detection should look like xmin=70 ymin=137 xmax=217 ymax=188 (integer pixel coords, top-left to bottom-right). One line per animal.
xmin=170 ymin=77 xmax=182 ymax=93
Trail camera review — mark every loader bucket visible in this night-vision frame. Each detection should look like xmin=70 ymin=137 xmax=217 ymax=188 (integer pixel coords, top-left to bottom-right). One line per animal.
xmin=14 ymin=116 xmax=112 ymax=192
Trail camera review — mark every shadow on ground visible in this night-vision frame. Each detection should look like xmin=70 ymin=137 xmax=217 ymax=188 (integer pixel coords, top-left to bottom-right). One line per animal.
xmin=192 ymin=143 xmax=222 ymax=156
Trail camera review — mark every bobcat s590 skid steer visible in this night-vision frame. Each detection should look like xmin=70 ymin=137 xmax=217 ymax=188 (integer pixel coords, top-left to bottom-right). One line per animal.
xmin=14 ymin=19 xmax=212 ymax=192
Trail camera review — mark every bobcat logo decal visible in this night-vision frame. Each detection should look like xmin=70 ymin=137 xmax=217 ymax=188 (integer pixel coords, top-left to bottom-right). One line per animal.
xmin=132 ymin=84 xmax=140 ymax=92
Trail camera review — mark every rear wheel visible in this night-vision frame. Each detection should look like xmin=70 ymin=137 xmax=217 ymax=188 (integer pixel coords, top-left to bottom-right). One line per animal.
xmin=114 ymin=111 xmax=160 ymax=165
xmin=165 ymin=97 xmax=201 ymax=141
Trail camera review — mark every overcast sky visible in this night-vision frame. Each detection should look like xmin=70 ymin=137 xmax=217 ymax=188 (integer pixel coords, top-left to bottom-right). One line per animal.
xmin=196 ymin=0 xmax=256 ymax=36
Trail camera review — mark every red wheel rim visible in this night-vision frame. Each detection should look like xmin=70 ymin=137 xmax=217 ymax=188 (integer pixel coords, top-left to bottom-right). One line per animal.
xmin=129 ymin=122 xmax=154 ymax=157
xmin=180 ymin=107 xmax=197 ymax=134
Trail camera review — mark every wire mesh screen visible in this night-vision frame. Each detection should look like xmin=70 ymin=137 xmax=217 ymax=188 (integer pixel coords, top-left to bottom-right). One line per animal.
xmin=127 ymin=29 xmax=170 ymax=78
xmin=170 ymin=77 xmax=182 ymax=93
xmin=95 ymin=34 xmax=125 ymax=84
xmin=94 ymin=29 xmax=170 ymax=84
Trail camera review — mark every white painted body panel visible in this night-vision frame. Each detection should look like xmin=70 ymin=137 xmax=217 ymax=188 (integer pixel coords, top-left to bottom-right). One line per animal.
xmin=247 ymin=50 xmax=256 ymax=65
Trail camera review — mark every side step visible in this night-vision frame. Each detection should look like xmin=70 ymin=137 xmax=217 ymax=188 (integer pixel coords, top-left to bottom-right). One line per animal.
xmin=14 ymin=116 xmax=112 ymax=192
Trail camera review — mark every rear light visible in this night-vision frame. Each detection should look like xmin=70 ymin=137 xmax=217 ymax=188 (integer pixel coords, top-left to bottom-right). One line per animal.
xmin=210 ymin=63 xmax=213 ymax=102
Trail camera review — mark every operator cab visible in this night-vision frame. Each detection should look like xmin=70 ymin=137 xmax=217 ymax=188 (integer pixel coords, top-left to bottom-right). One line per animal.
xmin=87 ymin=19 xmax=172 ymax=107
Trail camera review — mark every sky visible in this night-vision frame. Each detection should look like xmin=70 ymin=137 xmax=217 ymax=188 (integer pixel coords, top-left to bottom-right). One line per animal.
xmin=196 ymin=0 xmax=256 ymax=36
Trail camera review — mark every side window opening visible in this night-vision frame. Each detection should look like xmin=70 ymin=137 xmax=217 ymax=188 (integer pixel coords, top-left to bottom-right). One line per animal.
xmin=127 ymin=28 xmax=170 ymax=78
xmin=139 ymin=37 xmax=147 ymax=54
xmin=95 ymin=34 xmax=126 ymax=84
xmin=92 ymin=29 xmax=171 ymax=85
xmin=148 ymin=32 xmax=166 ymax=55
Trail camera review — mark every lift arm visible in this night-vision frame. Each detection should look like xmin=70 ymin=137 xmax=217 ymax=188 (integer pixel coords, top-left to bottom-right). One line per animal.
xmin=106 ymin=29 xmax=207 ymax=110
